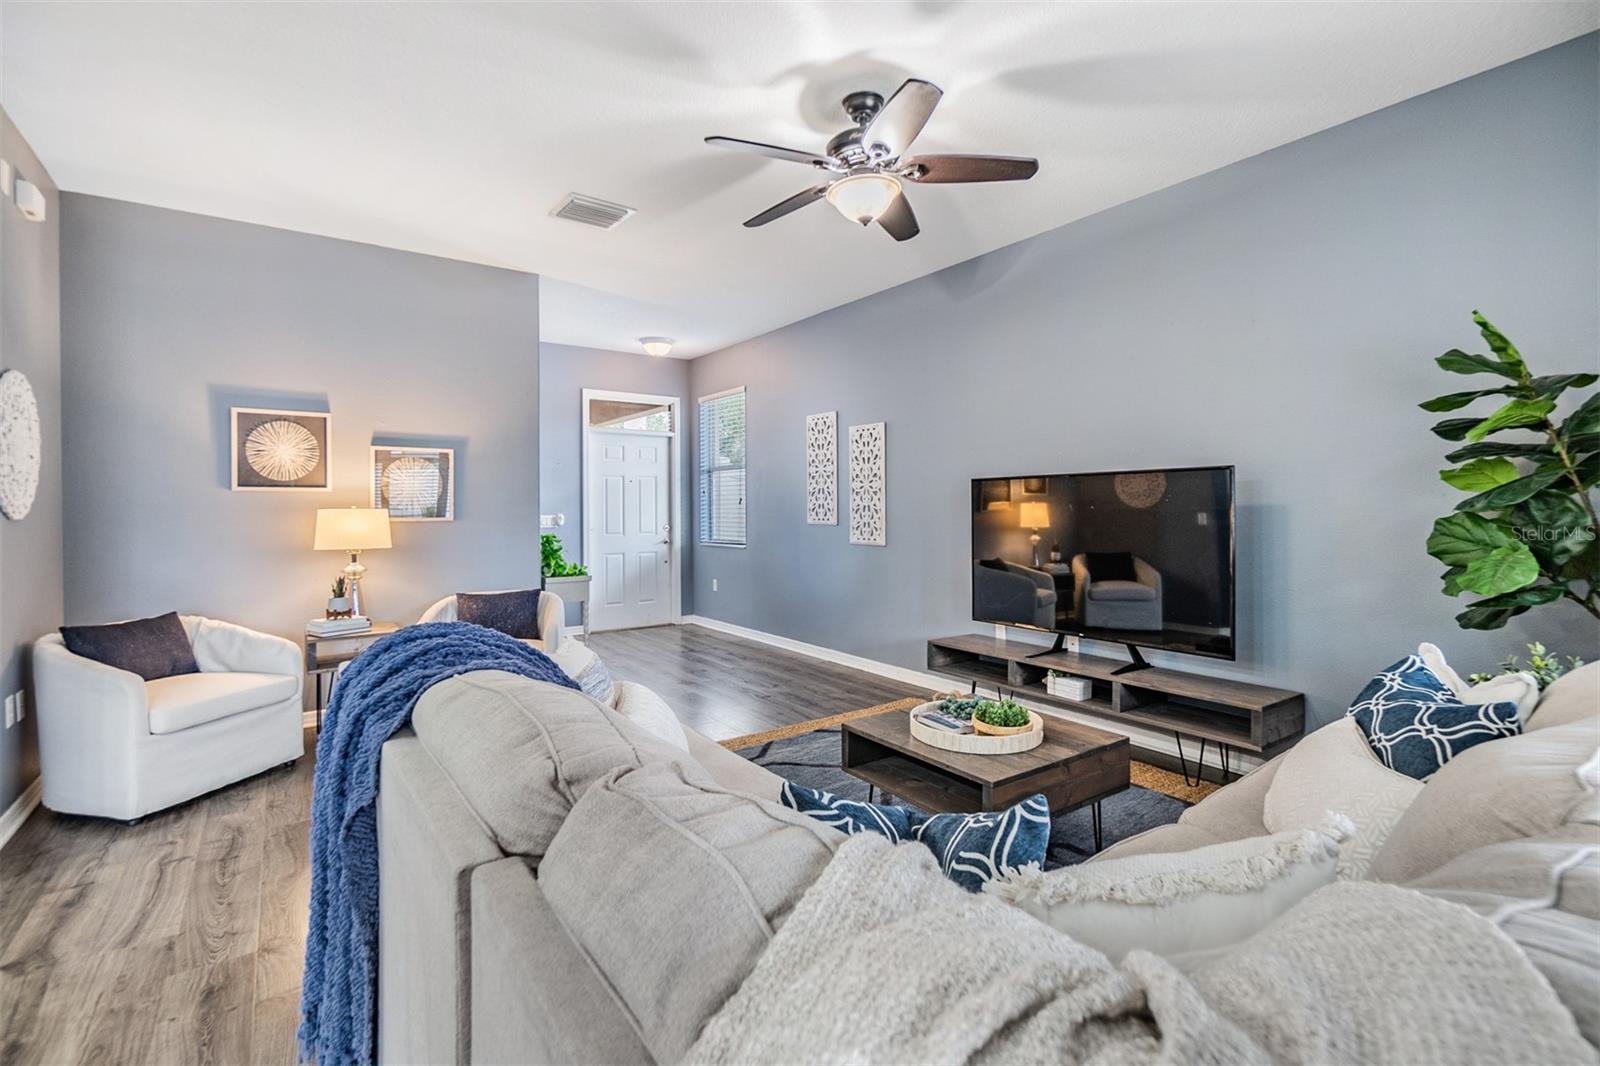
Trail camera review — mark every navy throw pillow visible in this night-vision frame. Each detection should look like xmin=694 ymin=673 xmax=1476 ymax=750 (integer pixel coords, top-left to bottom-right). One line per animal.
xmin=60 ymin=611 xmax=200 ymax=681
xmin=780 ymin=783 xmax=1050 ymax=892
xmin=1347 ymin=654 xmax=1520 ymax=780
xmin=1084 ymin=552 xmax=1137 ymax=582
xmin=456 ymin=590 xmax=541 ymax=640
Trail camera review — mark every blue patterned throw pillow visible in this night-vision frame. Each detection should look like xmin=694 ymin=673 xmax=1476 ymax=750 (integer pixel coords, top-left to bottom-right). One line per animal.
xmin=1347 ymin=654 xmax=1520 ymax=781
xmin=780 ymin=783 xmax=1050 ymax=892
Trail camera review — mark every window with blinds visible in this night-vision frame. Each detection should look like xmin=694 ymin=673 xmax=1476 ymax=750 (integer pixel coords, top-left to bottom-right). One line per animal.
xmin=698 ymin=387 xmax=746 ymax=546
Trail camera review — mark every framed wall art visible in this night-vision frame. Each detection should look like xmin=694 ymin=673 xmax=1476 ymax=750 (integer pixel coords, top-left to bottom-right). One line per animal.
xmin=371 ymin=445 xmax=455 ymax=521
xmin=231 ymin=407 xmax=331 ymax=491
xmin=848 ymin=421 xmax=885 ymax=546
xmin=805 ymin=411 xmax=837 ymax=525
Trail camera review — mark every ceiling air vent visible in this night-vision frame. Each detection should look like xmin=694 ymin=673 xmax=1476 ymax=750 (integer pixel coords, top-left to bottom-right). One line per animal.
xmin=550 ymin=193 xmax=636 ymax=230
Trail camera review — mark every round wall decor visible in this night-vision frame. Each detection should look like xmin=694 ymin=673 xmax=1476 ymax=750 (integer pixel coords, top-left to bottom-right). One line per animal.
xmin=243 ymin=418 xmax=322 ymax=482
xmin=1113 ymin=471 xmax=1167 ymax=509
xmin=0 ymin=369 xmax=42 ymax=520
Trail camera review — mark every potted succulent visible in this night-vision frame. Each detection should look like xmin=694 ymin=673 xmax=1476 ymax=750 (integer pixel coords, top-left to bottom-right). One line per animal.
xmin=326 ymin=576 xmax=352 ymax=619
xmin=970 ymin=698 xmax=1035 ymax=736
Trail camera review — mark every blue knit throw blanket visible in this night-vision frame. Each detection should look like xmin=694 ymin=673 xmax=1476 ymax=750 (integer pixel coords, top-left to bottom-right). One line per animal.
xmin=297 ymin=621 xmax=580 ymax=1066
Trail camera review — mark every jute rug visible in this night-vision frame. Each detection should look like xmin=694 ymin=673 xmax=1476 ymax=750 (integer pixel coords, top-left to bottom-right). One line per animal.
xmin=720 ymin=696 xmax=1219 ymax=805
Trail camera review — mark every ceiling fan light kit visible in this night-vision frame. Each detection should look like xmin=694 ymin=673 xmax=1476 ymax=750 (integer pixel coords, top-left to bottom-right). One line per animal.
xmin=707 ymin=77 xmax=1038 ymax=242
xmin=826 ymin=173 xmax=902 ymax=226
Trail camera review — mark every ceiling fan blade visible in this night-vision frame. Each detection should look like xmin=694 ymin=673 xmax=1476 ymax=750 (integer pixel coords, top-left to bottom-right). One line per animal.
xmin=902 ymin=154 xmax=1039 ymax=184
xmin=876 ymin=192 xmax=919 ymax=242
xmin=705 ymin=136 xmax=834 ymax=169
xmin=743 ymin=184 xmax=830 ymax=227
xmin=863 ymin=79 xmax=943 ymax=159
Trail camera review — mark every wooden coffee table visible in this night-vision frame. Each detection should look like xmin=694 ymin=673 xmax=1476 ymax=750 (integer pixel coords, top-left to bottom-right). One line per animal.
xmin=841 ymin=708 xmax=1130 ymax=852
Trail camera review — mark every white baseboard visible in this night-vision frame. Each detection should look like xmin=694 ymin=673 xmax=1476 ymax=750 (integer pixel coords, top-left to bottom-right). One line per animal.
xmin=0 ymin=776 xmax=43 ymax=853
xmin=680 ymin=615 xmax=953 ymax=692
xmin=677 ymin=615 xmax=1259 ymax=775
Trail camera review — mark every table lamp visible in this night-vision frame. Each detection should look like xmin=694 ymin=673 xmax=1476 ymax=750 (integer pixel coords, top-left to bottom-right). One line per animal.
xmin=314 ymin=507 xmax=392 ymax=618
xmin=1019 ymin=501 xmax=1051 ymax=567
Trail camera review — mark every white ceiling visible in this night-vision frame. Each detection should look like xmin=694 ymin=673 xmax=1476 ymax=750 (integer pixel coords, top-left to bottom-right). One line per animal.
xmin=4 ymin=2 xmax=1595 ymax=358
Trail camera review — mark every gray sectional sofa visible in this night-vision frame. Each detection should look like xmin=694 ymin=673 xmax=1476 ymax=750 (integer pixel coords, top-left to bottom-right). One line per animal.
xmin=375 ymin=661 xmax=1600 ymax=1064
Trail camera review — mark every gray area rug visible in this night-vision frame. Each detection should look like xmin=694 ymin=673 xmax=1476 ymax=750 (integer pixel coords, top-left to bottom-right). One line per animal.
xmin=734 ymin=727 xmax=1189 ymax=867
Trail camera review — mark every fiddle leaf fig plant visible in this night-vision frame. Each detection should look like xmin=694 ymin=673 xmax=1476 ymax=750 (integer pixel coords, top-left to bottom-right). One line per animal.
xmin=1423 ymin=312 xmax=1599 ymax=630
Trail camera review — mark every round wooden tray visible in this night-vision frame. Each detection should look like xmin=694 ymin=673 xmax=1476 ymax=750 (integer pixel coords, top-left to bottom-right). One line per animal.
xmin=908 ymin=702 xmax=1044 ymax=755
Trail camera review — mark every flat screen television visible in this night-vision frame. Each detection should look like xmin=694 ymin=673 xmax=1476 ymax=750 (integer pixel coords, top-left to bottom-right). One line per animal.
xmin=971 ymin=466 xmax=1235 ymax=664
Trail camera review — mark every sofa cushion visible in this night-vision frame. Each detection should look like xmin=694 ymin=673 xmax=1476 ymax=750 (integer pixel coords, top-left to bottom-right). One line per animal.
xmin=1083 ymin=551 xmax=1137 ymax=581
xmin=684 ymin=728 xmax=784 ymax=801
xmin=61 ymin=611 xmax=200 ymax=681
xmin=986 ymin=819 xmax=1345 ymax=963
xmin=1528 ymin=662 xmax=1600 ymax=732
xmin=1086 ymin=580 xmax=1155 ymax=602
xmin=146 ymin=671 xmax=298 ymax=734
xmin=1347 ymin=653 xmax=1520 ymax=780
xmin=1418 ymin=642 xmax=1540 ymax=723
xmin=1176 ymin=753 xmax=1281 ymax=842
xmin=1093 ymin=821 xmax=1229 ymax=861
xmin=410 ymin=670 xmax=691 ymax=859
xmin=610 ymin=680 xmax=688 ymax=752
xmin=1264 ymin=718 xmax=1423 ymax=879
xmin=1407 ymin=825 xmax=1600 ymax=1047
xmin=779 ymin=783 xmax=1050 ymax=892
xmin=1368 ymin=720 xmax=1600 ymax=884
xmin=456 ymin=589 xmax=541 ymax=640
xmin=538 ymin=761 xmax=839 ymax=1064
xmin=547 ymin=640 xmax=615 ymax=707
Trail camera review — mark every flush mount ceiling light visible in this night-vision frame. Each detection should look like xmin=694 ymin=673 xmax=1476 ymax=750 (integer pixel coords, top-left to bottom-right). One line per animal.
xmin=826 ymin=173 xmax=903 ymax=226
xmin=639 ymin=336 xmax=674 ymax=357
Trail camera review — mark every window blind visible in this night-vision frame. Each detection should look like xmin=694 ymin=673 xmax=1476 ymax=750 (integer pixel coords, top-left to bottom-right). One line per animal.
xmin=698 ymin=387 xmax=746 ymax=546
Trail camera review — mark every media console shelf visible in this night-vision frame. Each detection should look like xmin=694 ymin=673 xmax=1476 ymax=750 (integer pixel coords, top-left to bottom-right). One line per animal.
xmin=927 ymin=634 xmax=1305 ymax=779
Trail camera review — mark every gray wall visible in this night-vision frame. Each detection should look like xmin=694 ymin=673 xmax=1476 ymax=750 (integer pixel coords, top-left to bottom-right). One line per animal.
xmin=688 ymin=35 xmax=1600 ymax=728
xmin=0 ymin=109 xmax=63 ymax=811
xmin=61 ymin=196 xmax=541 ymax=644
xmin=539 ymin=342 xmax=694 ymax=622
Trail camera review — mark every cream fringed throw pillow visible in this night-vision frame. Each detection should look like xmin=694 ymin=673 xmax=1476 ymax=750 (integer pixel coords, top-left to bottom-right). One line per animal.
xmin=1264 ymin=717 xmax=1424 ymax=879
xmin=984 ymin=818 xmax=1347 ymax=963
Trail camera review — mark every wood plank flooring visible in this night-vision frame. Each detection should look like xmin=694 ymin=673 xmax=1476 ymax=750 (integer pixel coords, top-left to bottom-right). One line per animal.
xmin=0 ymin=623 xmax=927 ymax=1065
xmin=585 ymin=624 xmax=932 ymax=741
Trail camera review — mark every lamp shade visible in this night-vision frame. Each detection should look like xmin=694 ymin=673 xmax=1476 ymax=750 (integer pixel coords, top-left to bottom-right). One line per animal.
xmin=314 ymin=507 xmax=392 ymax=551
xmin=1018 ymin=502 xmax=1051 ymax=530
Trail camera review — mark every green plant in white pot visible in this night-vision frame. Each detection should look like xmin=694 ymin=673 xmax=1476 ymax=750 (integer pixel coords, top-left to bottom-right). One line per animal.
xmin=1422 ymin=312 xmax=1598 ymax=630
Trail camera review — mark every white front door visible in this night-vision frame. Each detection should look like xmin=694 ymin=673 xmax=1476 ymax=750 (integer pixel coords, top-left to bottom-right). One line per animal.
xmin=589 ymin=430 xmax=672 ymax=630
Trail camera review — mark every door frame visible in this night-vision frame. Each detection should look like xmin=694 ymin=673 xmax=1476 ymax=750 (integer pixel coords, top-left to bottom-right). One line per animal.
xmin=580 ymin=387 xmax=683 ymax=629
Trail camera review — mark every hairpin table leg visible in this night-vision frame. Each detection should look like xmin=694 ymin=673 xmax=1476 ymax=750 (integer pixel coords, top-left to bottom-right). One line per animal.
xmin=1175 ymin=732 xmax=1210 ymax=787
xmin=1090 ymin=801 xmax=1103 ymax=853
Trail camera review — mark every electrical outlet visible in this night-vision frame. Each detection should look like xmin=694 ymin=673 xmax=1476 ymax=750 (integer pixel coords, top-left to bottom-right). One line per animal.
xmin=712 ymin=578 xmax=719 ymax=592
xmin=3 ymin=694 xmax=15 ymax=729
xmin=15 ymin=690 xmax=24 ymax=721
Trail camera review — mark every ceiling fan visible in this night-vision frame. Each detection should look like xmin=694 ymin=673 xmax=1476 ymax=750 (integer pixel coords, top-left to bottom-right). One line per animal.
xmin=706 ymin=78 xmax=1038 ymax=242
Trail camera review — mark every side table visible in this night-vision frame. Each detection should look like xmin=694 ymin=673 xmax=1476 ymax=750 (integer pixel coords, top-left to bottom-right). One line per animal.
xmin=544 ymin=574 xmax=592 ymax=639
xmin=304 ymin=622 xmax=400 ymax=726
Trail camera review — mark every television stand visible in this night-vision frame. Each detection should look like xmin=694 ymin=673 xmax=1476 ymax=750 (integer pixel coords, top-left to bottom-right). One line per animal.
xmin=925 ymin=634 xmax=1306 ymax=775
xmin=1111 ymin=643 xmax=1152 ymax=675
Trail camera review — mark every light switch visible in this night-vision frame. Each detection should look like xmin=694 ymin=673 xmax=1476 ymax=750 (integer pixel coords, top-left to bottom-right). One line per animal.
xmin=4 ymin=694 xmax=15 ymax=729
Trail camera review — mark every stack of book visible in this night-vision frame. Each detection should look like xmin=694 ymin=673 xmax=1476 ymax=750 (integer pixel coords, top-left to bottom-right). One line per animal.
xmin=1046 ymin=674 xmax=1092 ymax=701
xmin=307 ymin=616 xmax=372 ymax=638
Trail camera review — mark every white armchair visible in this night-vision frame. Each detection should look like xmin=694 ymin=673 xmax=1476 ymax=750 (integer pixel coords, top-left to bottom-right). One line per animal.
xmin=33 ymin=615 xmax=304 ymax=822
xmin=419 ymin=591 xmax=565 ymax=652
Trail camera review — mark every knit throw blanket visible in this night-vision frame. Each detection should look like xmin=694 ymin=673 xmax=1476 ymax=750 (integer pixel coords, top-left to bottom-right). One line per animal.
xmin=297 ymin=622 xmax=579 ymax=1066
xmin=689 ymin=833 xmax=1596 ymax=1065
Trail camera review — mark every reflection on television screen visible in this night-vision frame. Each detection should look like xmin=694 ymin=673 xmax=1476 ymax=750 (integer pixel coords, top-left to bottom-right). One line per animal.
xmin=971 ymin=467 xmax=1235 ymax=660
